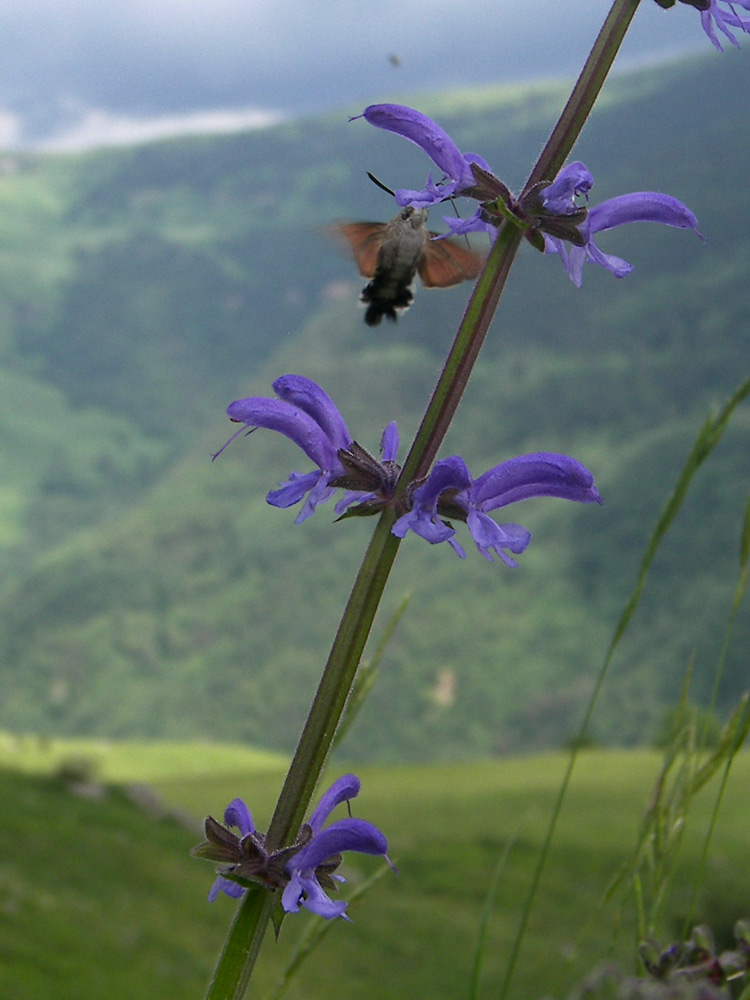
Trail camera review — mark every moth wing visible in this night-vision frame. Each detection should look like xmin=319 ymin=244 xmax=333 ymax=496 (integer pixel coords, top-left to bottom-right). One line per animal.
xmin=329 ymin=222 xmax=387 ymax=279
xmin=417 ymin=234 xmax=484 ymax=288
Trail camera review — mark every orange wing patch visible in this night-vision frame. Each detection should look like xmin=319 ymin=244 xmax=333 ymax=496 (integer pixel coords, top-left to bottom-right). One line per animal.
xmin=418 ymin=234 xmax=484 ymax=288
xmin=329 ymin=222 xmax=387 ymax=279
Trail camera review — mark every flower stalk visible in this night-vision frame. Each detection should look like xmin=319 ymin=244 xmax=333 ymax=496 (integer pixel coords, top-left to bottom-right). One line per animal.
xmin=205 ymin=0 xmax=643 ymax=995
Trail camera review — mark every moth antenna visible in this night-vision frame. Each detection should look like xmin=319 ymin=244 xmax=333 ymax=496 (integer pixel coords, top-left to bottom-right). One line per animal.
xmin=366 ymin=171 xmax=396 ymax=197
xmin=440 ymin=194 xmax=474 ymax=251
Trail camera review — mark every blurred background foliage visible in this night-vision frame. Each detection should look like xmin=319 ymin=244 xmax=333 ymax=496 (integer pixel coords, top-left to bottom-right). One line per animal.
xmin=0 ymin=47 xmax=748 ymax=759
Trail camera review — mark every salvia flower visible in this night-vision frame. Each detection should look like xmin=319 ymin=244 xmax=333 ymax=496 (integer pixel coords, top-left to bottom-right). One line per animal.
xmin=193 ymin=774 xmax=391 ymax=920
xmin=218 ymin=376 xmax=404 ymax=525
xmin=216 ymin=374 xmax=363 ymax=523
xmin=356 ymin=105 xmax=700 ymax=285
xmin=655 ymin=0 xmax=750 ymax=49
xmin=352 ymin=103 xmax=492 ymax=207
xmin=541 ymin=162 xmax=702 ymax=286
xmin=219 ymin=377 xmax=602 ymax=564
xmin=392 ymin=452 xmax=602 ymax=566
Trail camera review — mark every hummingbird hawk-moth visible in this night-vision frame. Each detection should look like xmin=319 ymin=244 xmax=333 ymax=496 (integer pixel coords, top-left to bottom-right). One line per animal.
xmin=333 ymin=206 xmax=483 ymax=326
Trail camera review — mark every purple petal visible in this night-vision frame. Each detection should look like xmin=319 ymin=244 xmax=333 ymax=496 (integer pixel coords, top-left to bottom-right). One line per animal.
xmin=267 ymin=471 xmax=340 ymax=522
xmin=466 ymin=511 xmax=532 ymax=566
xmin=281 ymin=872 xmax=304 ymax=913
xmin=701 ymin=2 xmax=750 ymax=49
xmin=360 ymin=104 xmax=475 ymax=190
xmin=224 ymin=798 xmax=254 ymax=836
xmin=293 ymin=474 xmax=338 ymax=523
xmin=584 ymin=243 xmax=634 ymax=279
xmin=297 ymin=877 xmax=350 ymax=919
xmin=411 ymin=455 xmax=472 ymax=508
xmin=291 ymin=818 xmax=388 ymax=873
xmin=380 ymin=422 xmax=399 ymax=463
xmin=281 ymin=871 xmax=349 ymax=919
xmin=307 ymin=774 xmax=360 ymax=834
xmin=447 ymin=536 xmax=467 ymax=559
xmin=440 ymin=208 xmax=497 ymax=241
xmin=588 ymin=192 xmax=701 ymax=238
xmin=471 ymin=453 xmax=602 ymax=511
xmin=334 ymin=489 xmax=376 ymax=514
xmin=208 ymin=876 xmax=245 ymax=902
xmin=391 ymin=455 xmax=472 ymax=550
xmin=226 ymin=396 xmax=340 ymax=472
xmin=545 ymin=232 xmax=634 ymax=286
xmin=392 ymin=507 xmax=458 ymax=546
xmin=272 ymin=375 xmax=351 ymax=452
xmin=266 ymin=470 xmax=323 ymax=509
xmin=542 ymin=162 xmax=594 ymax=213
xmin=542 ymin=234 xmax=584 ymax=286
xmin=395 ymin=175 xmax=458 ymax=209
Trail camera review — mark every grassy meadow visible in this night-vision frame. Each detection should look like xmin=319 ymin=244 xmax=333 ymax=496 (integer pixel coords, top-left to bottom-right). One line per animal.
xmin=2 ymin=739 xmax=748 ymax=1000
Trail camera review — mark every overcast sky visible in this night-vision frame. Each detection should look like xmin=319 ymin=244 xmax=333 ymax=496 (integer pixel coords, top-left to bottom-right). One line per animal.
xmin=0 ymin=0 xmax=708 ymax=150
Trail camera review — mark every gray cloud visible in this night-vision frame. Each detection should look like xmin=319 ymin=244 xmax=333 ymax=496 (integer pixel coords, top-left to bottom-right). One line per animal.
xmin=0 ymin=0 xmax=706 ymax=149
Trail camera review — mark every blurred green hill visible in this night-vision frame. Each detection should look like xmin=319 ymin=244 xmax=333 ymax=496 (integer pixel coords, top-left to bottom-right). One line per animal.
xmin=0 ymin=48 xmax=748 ymax=757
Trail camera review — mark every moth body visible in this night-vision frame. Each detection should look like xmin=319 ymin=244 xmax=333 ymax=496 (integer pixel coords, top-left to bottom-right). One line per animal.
xmin=332 ymin=206 xmax=483 ymax=326
xmin=360 ymin=207 xmax=429 ymax=325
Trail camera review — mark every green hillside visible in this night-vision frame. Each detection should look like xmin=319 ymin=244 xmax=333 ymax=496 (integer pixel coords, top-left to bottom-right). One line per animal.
xmin=0 ymin=49 xmax=748 ymax=756
xmin=1 ymin=746 xmax=748 ymax=1000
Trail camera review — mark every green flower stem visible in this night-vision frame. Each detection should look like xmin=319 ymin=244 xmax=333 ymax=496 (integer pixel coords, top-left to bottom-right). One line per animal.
xmin=265 ymin=512 xmax=401 ymax=850
xmin=205 ymin=2 xmax=642 ymax=996
xmin=205 ymin=890 xmax=274 ymax=1000
xmin=398 ymin=222 xmax=523 ymax=485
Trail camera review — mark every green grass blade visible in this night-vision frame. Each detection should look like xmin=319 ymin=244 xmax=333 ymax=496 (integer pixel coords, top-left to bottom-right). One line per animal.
xmin=469 ymin=833 xmax=520 ymax=1000
xmin=609 ymin=376 xmax=750 ymax=651
xmin=497 ymin=378 xmax=750 ymax=1000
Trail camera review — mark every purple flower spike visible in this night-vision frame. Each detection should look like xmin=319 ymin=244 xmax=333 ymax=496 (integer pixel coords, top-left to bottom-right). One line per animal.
xmin=218 ymin=375 xmax=405 ymax=524
xmin=700 ymin=1 xmax=750 ymax=49
xmin=394 ymin=452 xmax=601 ymax=566
xmin=200 ymin=775 xmax=391 ymax=921
xmin=543 ymin=165 xmax=701 ymax=286
xmin=282 ymin=773 xmax=391 ymax=920
xmin=355 ymin=104 xmax=491 ymax=207
xmin=283 ymin=816 xmax=390 ymax=920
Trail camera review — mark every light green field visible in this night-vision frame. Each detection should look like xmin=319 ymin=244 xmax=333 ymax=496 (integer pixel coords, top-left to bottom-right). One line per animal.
xmin=0 ymin=729 xmax=287 ymax=782
xmin=0 ymin=741 xmax=747 ymax=1000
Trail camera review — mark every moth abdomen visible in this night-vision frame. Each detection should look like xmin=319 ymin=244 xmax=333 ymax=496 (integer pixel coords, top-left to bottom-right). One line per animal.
xmin=360 ymin=267 xmax=418 ymax=326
